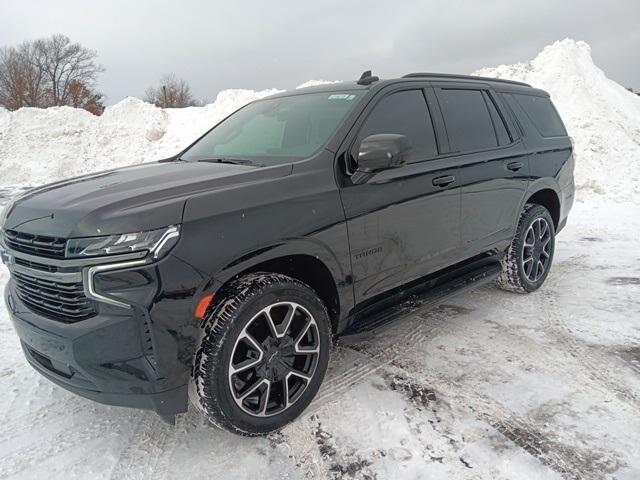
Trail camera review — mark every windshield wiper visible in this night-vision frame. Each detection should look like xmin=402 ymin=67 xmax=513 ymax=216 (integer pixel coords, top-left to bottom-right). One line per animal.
xmin=194 ymin=158 xmax=263 ymax=167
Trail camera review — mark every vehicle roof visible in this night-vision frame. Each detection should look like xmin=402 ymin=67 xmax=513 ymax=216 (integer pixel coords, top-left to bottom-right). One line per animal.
xmin=269 ymin=73 xmax=548 ymax=99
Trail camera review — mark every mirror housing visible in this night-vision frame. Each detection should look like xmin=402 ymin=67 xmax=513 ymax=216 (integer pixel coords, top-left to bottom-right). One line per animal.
xmin=351 ymin=134 xmax=411 ymax=184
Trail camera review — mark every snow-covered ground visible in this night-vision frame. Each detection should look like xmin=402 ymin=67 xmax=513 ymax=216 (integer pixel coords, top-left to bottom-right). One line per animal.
xmin=1 ymin=38 xmax=640 ymax=479
xmin=1 ymin=200 xmax=639 ymax=479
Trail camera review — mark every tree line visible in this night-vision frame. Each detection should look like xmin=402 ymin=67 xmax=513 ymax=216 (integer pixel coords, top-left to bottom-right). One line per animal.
xmin=0 ymin=34 xmax=200 ymax=115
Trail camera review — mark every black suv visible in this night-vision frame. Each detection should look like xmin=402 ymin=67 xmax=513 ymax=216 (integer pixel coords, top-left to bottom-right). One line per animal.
xmin=1 ymin=71 xmax=574 ymax=435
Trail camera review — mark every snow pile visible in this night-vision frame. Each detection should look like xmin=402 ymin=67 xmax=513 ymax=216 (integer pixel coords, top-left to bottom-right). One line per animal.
xmin=0 ymin=81 xmax=347 ymax=186
xmin=0 ymin=88 xmax=281 ymax=186
xmin=474 ymin=39 xmax=640 ymax=203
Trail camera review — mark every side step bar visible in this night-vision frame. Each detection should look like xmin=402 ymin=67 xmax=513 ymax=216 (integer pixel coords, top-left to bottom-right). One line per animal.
xmin=339 ymin=262 xmax=501 ymax=344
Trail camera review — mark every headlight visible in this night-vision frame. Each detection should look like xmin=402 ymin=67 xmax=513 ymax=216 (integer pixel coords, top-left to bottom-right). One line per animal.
xmin=66 ymin=225 xmax=181 ymax=259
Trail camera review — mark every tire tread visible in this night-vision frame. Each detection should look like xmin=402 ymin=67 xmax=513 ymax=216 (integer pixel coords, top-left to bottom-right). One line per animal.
xmin=497 ymin=203 xmax=554 ymax=294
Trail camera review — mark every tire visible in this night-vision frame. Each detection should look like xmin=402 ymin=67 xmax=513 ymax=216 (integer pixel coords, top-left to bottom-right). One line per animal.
xmin=191 ymin=272 xmax=331 ymax=436
xmin=497 ymin=204 xmax=556 ymax=293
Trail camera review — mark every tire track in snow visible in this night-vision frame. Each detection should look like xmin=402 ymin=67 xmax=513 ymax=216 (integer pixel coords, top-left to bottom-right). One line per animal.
xmin=543 ymin=288 xmax=640 ymax=410
xmin=0 ymin=397 xmax=87 ymax=444
xmin=353 ymin=343 xmax=621 ymax=480
xmin=331 ymin=288 xmax=624 ymax=480
xmin=484 ymin=414 xmax=620 ymax=480
xmin=468 ymin=294 xmax=639 ymax=412
xmin=282 ymin=310 xmax=448 ymax=479
xmin=309 ymin=308 xmax=446 ymax=412
xmin=269 ymin=427 xmax=327 ymax=479
xmin=542 ymin=258 xmax=640 ymax=412
xmin=616 ymin=348 xmax=640 ymax=376
xmin=109 ymin=413 xmax=177 ymax=480
xmin=0 ymin=415 xmax=128 ymax=479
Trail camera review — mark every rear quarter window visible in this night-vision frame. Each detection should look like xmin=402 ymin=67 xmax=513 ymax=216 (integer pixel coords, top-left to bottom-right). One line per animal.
xmin=512 ymin=94 xmax=567 ymax=137
xmin=483 ymin=91 xmax=512 ymax=146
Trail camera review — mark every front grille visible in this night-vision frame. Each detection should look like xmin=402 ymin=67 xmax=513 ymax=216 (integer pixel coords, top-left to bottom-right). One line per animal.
xmin=14 ymin=257 xmax=59 ymax=273
xmin=4 ymin=230 xmax=66 ymax=258
xmin=13 ymin=270 xmax=96 ymax=322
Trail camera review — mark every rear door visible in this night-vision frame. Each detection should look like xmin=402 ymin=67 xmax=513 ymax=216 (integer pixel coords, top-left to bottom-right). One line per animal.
xmin=338 ymin=86 xmax=461 ymax=303
xmin=433 ymin=83 xmax=529 ymax=255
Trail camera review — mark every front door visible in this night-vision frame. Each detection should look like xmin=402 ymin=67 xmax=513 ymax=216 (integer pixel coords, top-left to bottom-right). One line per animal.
xmin=339 ymin=88 xmax=461 ymax=304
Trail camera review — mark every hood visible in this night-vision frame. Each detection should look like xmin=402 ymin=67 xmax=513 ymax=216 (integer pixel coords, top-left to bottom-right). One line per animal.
xmin=3 ymin=161 xmax=290 ymax=238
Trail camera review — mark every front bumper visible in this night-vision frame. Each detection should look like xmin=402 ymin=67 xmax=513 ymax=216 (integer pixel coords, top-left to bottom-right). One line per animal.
xmin=3 ymin=249 xmax=205 ymax=417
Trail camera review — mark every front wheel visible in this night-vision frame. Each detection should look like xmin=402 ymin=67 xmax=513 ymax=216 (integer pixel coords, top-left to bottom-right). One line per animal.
xmin=191 ymin=273 xmax=331 ymax=436
xmin=497 ymin=204 xmax=556 ymax=293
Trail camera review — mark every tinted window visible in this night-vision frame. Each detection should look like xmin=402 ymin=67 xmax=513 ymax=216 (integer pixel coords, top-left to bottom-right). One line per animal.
xmin=181 ymin=91 xmax=362 ymax=165
xmin=513 ymin=94 xmax=566 ymax=137
xmin=358 ymin=90 xmax=437 ymax=162
xmin=438 ymin=89 xmax=497 ymax=152
xmin=483 ymin=91 xmax=511 ymax=145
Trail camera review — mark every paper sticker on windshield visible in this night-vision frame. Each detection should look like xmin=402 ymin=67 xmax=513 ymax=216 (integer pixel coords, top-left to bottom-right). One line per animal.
xmin=329 ymin=94 xmax=356 ymax=100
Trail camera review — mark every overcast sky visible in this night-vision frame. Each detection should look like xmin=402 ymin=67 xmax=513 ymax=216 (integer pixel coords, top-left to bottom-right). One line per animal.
xmin=2 ymin=0 xmax=638 ymax=105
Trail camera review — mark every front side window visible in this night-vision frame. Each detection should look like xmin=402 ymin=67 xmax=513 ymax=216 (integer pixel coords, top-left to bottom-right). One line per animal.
xmin=181 ymin=91 xmax=362 ymax=165
xmin=438 ymin=88 xmax=498 ymax=152
xmin=357 ymin=90 xmax=438 ymax=162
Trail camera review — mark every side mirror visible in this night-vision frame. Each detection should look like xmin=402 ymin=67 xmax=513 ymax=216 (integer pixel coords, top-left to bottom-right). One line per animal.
xmin=351 ymin=134 xmax=411 ymax=184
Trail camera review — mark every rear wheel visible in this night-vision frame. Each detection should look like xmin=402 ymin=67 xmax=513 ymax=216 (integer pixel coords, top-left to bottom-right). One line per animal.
xmin=191 ymin=272 xmax=331 ymax=435
xmin=497 ymin=204 xmax=555 ymax=293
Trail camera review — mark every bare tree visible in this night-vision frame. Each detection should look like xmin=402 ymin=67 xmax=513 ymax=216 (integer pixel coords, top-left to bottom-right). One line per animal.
xmin=34 ymin=34 xmax=103 ymax=106
xmin=144 ymin=73 xmax=198 ymax=108
xmin=0 ymin=34 xmax=104 ymax=113
xmin=0 ymin=42 xmax=47 ymax=109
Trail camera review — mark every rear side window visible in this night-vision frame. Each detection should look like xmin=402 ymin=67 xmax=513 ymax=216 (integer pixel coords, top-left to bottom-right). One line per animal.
xmin=358 ymin=90 xmax=438 ymax=162
xmin=512 ymin=94 xmax=566 ymax=137
xmin=437 ymin=89 xmax=498 ymax=152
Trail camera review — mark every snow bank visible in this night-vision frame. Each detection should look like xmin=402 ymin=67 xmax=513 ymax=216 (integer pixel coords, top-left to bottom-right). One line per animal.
xmin=0 ymin=44 xmax=638 ymax=203
xmin=474 ymin=39 xmax=640 ymax=203
xmin=0 ymin=88 xmax=281 ymax=186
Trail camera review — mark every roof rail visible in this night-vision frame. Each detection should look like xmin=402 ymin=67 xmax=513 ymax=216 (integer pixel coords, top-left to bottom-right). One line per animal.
xmin=402 ymin=72 xmax=531 ymax=87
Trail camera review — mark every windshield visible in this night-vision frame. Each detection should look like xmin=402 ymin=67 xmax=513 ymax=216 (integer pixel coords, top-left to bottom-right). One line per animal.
xmin=180 ymin=91 xmax=362 ymax=165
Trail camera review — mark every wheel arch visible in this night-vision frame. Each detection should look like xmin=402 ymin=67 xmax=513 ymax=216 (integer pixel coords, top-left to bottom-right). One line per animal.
xmin=236 ymin=254 xmax=341 ymax=332
xmin=207 ymin=242 xmax=347 ymax=333
xmin=524 ymin=188 xmax=560 ymax=229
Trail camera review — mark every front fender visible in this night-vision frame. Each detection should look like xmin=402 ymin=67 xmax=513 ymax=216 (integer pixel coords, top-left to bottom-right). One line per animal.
xmin=214 ymin=236 xmax=348 ymax=286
